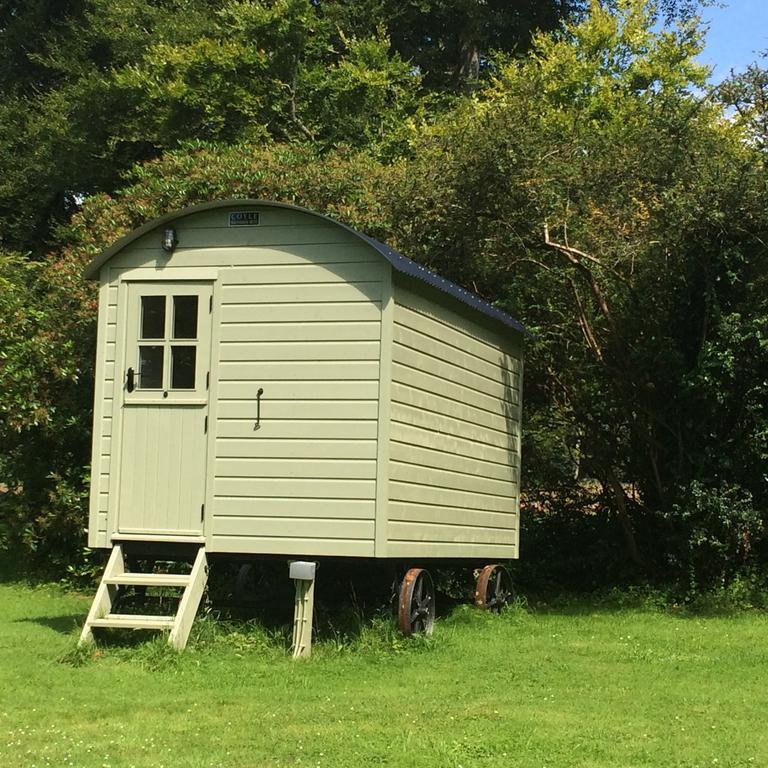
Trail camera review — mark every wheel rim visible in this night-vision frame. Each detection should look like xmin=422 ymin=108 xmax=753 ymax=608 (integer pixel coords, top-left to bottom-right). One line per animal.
xmin=474 ymin=564 xmax=513 ymax=613
xmin=398 ymin=568 xmax=435 ymax=636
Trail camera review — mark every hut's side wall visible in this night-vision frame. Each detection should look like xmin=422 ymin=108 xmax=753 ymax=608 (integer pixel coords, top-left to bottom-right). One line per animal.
xmin=386 ymin=279 xmax=523 ymax=559
xmin=88 ymin=205 xmax=385 ymax=555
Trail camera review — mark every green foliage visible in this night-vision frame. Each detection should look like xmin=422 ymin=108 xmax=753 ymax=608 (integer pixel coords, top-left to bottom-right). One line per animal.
xmin=389 ymin=0 xmax=768 ymax=588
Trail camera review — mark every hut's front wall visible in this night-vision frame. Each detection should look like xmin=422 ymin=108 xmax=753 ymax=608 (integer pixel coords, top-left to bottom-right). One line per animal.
xmin=385 ymin=280 xmax=522 ymax=559
xmin=88 ymin=205 xmax=386 ymax=556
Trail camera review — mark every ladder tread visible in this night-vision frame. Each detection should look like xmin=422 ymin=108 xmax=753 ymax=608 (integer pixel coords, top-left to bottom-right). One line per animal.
xmin=90 ymin=614 xmax=176 ymax=630
xmin=104 ymin=573 xmax=191 ymax=587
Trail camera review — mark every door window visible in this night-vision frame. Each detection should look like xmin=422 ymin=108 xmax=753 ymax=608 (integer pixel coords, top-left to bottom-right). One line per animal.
xmin=127 ymin=284 xmax=210 ymax=401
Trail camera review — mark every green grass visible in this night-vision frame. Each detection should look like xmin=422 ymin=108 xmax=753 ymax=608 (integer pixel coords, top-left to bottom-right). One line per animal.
xmin=1 ymin=582 xmax=767 ymax=767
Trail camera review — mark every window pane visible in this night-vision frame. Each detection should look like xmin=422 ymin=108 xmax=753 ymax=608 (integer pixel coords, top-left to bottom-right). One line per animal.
xmin=138 ymin=346 xmax=164 ymax=389
xmin=141 ymin=296 xmax=165 ymax=339
xmin=173 ymin=295 xmax=198 ymax=339
xmin=171 ymin=346 xmax=196 ymax=389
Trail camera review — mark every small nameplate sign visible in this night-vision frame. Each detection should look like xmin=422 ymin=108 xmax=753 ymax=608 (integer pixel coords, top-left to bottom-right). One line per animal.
xmin=229 ymin=211 xmax=260 ymax=227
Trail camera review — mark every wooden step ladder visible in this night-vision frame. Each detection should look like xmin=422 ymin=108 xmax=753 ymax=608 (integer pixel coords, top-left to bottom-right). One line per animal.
xmin=79 ymin=544 xmax=208 ymax=650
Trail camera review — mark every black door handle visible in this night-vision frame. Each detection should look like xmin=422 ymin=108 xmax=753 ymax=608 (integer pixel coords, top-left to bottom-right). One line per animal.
xmin=126 ymin=367 xmax=136 ymax=393
xmin=254 ymin=387 xmax=264 ymax=430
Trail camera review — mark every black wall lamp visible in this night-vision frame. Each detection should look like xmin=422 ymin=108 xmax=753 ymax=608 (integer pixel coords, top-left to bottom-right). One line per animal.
xmin=162 ymin=228 xmax=178 ymax=253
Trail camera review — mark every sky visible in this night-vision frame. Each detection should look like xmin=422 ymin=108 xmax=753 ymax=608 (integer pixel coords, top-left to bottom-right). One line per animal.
xmin=697 ymin=0 xmax=768 ymax=80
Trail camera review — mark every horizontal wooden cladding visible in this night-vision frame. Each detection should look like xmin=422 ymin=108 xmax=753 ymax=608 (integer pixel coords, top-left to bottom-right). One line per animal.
xmin=98 ymin=492 xmax=109 ymax=512
xmin=392 ymin=383 xmax=514 ymax=435
xmin=217 ymin=419 xmax=378 ymax=440
xmin=388 ymin=501 xmax=516 ymax=530
xmin=394 ymin=329 xmax=520 ymax=397
xmin=225 ymin=262 xmax=385 ymax=285
xmin=218 ymin=360 xmax=380 ymax=382
xmin=386 ymin=540 xmax=517 ymax=560
xmin=213 ymin=497 xmax=375 ymax=519
xmin=132 ymin=224 xmax=360 ymax=251
xmin=210 ymin=534 xmax=374 ymax=558
xmin=215 ymin=477 xmax=376 ymax=499
xmin=391 ymin=423 xmax=516 ymax=466
xmin=390 ymin=442 xmax=515 ymax=482
xmin=96 ymin=511 xmax=108 ymax=532
xmin=221 ymin=301 xmax=381 ymax=324
xmin=220 ymin=320 xmax=381 ymax=343
xmin=392 ymin=362 xmax=511 ymax=416
xmin=218 ymin=380 xmax=379 ymax=401
xmin=211 ymin=516 xmax=374 ymax=541
xmin=219 ymin=340 xmax=380 ymax=363
xmin=216 ymin=438 xmax=377 ymax=460
xmin=166 ymin=207 xmax=328 ymax=230
xmin=391 ymin=461 xmax=515 ymax=501
xmin=388 ymin=520 xmax=515 ymax=545
xmin=392 ymin=402 xmax=517 ymax=451
xmin=217 ymin=400 xmax=379 ymax=421
xmin=395 ymin=284 xmax=522 ymax=357
xmin=102 ymin=416 xmax=113 ymax=438
xmin=394 ymin=343 xmax=519 ymax=403
xmin=222 ymin=281 xmax=382 ymax=305
xmin=110 ymin=244 xmax=382 ymax=272
xmin=389 ymin=480 xmax=516 ymax=514
xmin=215 ymin=457 xmax=376 ymax=480
xmin=394 ymin=319 xmax=518 ymax=385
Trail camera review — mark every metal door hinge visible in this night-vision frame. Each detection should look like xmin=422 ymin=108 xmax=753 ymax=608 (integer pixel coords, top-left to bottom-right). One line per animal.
xmin=204 ymin=415 xmax=208 ymax=434
xmin=209 ymin=296 xmax=213 ymax=313
xmin=206 ymin=371 xmax=210 ymax=390
xmin=200 ymin=503 xmax=205 ymax=522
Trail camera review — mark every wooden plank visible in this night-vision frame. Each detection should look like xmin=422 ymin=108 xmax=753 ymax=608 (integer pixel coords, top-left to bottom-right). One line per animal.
xmin=390 ymin=441 xmax=516 ymax=482
xmin=216 ymin=438 xmax=377 ymax=460
xmin=395 ymin=283 xmax=523 ymax=357
xmin=218 ymin=360 xmax=380 ymax=382
xmin=221 ymin=301 xmax=381 ymax=324
xmin=390 ymin=460 xmax=515 ymax=499
xmin=220 ymin=320 xmax=382 ymax=343
xmin=110 ymin=243 xmax=382 ymax=271
xmin=212 ymin=497 xmax=375 ymax=519
xmin=388 ymin=501 xmax=517 ymax=530
xmin=391 ymin=382 xmax=514 ymax=434
xmin=386 ymin=540 xmax=517 ymax=560
xmin=215 ymin=457 xmax=377 ymax=480
xmin=216 ymin=400 xmax=379 ymax=421
xmin=392 ymin=361 xmax=514 ymax=415
xmin=222 ymin=281 xmax=382 ymax=305
xmin=169 ymin=206 xmax=324 ymax=230
xmin=218 ymin=340 xmax=380 ymax=363
xmin=393 ymin=343 xmax=519 ymax=401
xmin=214 ymin=477 xmax=376 ymax=500
xmin=169 ymin=547 xmax=208 ymax=650
xmin=128 ymin=223 xmax=359 ymax=251
xmin=389 ymin=480 xmax=516 ymax=514
xmin=391 ymin=402 xmax=515 ymax=450
xmin=395 ymin=301 xmax=521 ymax=369
xmin=387 ymin=520 xmax=515 ymax=545
xmin=209 ymin=534 xmax=374 ymax=557
xmin=212 ymin=516 xmax=374 ymax=540
xmin=216 ymin=419 xmax=378 ymax=440
xmin=90 ymin=615 xmax=175 ymax=630
xmin=395 ymin=323 xmax=519 ymax=384
xmin=225 ymin=262 xmax=385 ymax=285
xmin=218 ymin=380 xmax=380 ymax=401
xmin=390 ymin=423 xmax=516 ymax=466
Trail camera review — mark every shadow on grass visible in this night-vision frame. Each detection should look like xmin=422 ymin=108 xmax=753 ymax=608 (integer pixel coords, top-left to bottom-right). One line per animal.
xmin=17 ymin=614 xmax=84 ymax=634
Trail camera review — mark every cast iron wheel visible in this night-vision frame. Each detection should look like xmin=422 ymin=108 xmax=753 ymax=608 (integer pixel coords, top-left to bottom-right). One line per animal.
xmin=474 ymin=564 xmax=513 ymax=612
xmin=398 ymin=568 xmax=435 ymax=636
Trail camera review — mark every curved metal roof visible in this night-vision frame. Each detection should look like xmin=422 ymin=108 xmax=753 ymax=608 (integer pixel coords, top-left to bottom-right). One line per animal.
xmin=84 ymin=199 xmax=527 ymax=334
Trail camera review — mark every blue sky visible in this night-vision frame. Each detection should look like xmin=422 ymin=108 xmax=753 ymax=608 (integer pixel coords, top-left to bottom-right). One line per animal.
xmin=697 ymin=0 xmax=768 ymax=80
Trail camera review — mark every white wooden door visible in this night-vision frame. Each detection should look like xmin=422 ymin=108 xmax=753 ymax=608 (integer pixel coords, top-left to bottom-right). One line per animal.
xmin=116 ymin=281 xmax=213 ymax=536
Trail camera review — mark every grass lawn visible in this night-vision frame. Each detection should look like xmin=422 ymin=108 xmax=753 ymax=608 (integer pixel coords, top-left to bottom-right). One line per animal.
xmin=0 ymin=580 xmax=766 ymax=768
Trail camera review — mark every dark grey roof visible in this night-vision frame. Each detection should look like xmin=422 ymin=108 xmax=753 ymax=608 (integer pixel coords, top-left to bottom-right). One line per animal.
xmin=355 ymin=231 xmax=527 ymax=335
xmin=84 ymin=199 xmax=527 ymax=335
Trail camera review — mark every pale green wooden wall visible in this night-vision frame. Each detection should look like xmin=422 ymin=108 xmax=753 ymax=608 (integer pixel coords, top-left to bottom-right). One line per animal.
xmin=384 ymin=279 xmax=522 ymax=559
xmin=88 ymin=202 xmax=523 ymax=560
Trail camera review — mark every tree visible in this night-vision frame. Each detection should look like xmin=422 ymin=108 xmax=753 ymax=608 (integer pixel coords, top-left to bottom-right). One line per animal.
xmin=387 ymin=0 xmax=768 ymax=588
